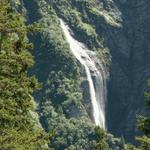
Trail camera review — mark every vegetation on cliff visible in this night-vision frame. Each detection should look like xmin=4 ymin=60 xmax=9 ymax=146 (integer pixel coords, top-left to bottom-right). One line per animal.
xmin=23 ymin=0 xmax=124 ymax=149
xmin=1 ymin=0 xmax=150 ymax=150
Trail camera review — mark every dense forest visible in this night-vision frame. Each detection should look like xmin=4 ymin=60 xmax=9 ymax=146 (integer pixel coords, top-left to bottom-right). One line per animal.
xmin=0 ymin=0 xmax=150 ymax=149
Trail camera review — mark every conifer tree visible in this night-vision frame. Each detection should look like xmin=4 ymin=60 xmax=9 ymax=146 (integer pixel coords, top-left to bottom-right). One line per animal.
xmin=127 ymin=81 xmax=150 ymax=150
xmin=0 ymin=0 xmax=51 ymax=149
xmin=135 ymin=80 xmax=150 ymax=150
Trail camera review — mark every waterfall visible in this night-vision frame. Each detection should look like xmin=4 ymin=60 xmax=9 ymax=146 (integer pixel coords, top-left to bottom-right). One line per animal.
xmin=60 ymin=19 xmax=106 ymax=129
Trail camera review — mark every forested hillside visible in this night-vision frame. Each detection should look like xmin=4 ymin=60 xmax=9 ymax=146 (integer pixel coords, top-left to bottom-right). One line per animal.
xmin=1 ymin=0 xmax=150 ymax=149
xmin=0 ymin=0 xmax=50 ymax=149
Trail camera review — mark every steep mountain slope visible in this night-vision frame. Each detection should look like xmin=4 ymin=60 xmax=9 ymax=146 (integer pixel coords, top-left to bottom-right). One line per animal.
xmin=49 ymin=0 xmax=150 ymax=142
xmin=22 ymin=0 xmax=125 ymax=149
xmin=23 ymin=0 xmax=99 ymax=149
xmin=22 ymin=0 xmax=150 ymax=147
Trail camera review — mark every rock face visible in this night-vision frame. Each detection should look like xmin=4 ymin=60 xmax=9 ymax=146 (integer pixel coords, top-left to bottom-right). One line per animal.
xmin=106 ymin=0 xmax=150 ymax=142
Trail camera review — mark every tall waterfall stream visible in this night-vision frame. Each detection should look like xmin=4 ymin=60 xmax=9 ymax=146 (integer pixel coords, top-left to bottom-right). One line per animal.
xmin=60 ymin=19 xmax=107 ymax=129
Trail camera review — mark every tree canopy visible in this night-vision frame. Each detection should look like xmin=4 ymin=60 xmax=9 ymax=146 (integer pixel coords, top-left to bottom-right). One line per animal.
xmin=0 ymin=0 xmax=50 ymax=149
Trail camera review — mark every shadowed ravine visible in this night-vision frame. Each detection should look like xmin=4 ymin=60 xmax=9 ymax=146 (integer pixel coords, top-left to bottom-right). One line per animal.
xmin=60 ymin=19 xmax=107 ymax=129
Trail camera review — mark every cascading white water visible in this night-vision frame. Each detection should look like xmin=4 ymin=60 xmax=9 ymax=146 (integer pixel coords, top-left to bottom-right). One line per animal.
xmin=60 ymin=19 xmax=106 ymax=129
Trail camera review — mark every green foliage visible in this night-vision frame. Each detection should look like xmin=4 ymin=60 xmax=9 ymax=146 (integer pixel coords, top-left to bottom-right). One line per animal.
xmin=22 ymin=0 xmax=125 ymax=149
xmin=94 ymin=127 xmax=109 ymax=150
xmin=40 ymin=98 xmax=96 ymax=149
xmin=0 ymin=128 xmax=52 ymax=150
xmin=137 ymin=115 xmax=150 ymax=137
xmin=136 ymin=136 xmax=150 ymax=150
xmin=48 ymin=0 xmax=112 ymax=65
xmin=126 ymin=80 xmax=150 ymax=150
xmin=50 ymin=0 xmax=102 ymax=49
xmin=0 ymin=0 xmax=50 ymax=149
xmin=126 ymin=144 xmax=139 ymax=150
xmin=135 ymin=81 xmax=150 ymax=149
xmin=4 ymin=0 xmax=150 ymax=149
xmin=24 ymin=0 xmax=95 ymax=149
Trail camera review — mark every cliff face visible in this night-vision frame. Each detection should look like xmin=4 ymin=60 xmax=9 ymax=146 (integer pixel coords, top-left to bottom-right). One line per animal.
xmin=22 ymin=0 xmax=150 ymax=145
xmin=106 ymin=0 xmax=150 ymax=142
